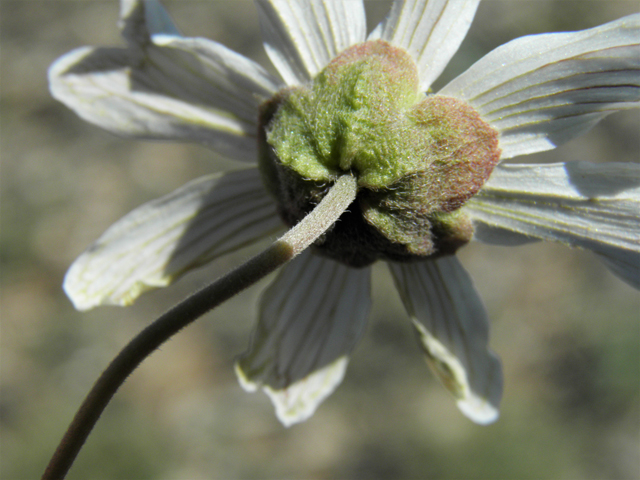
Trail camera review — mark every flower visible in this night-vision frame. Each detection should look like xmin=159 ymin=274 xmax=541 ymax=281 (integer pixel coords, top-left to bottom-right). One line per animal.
xmin=49 ymin=0 xmax=640 ymax=427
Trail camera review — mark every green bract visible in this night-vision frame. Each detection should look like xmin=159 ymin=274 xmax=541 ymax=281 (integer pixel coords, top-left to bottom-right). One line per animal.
xmin=259 ymin=40 xmax=501 ymax=266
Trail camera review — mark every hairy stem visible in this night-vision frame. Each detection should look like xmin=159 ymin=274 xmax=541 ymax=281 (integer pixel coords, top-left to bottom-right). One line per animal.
xmin=42 ymin=174 xmax=357 ymax=480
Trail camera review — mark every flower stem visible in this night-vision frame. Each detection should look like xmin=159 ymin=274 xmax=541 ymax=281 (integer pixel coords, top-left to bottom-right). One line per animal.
xmin=42 ymin=174 xmax=357 ymax=480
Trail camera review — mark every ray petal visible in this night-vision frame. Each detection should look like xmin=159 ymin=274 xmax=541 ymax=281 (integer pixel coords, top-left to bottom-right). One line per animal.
xmin=255 ymin=0 xmax=366 ymax=85
xmin=389 ymin=257 xmax=503 ymax=424
xmin=64 ymin=169 xmax=283 ymax=310
xmin=369 ymin=0 xmax=480 ymax=92
xmin=466 ymin=162 xmax=640 ymax=288
xmin=441 ymin=14 xmax=640 ymax=159
xmin=236 ymin=250 xmax=371 ymax=425
xmin=50 ymin=1 xmax=282 ymax=162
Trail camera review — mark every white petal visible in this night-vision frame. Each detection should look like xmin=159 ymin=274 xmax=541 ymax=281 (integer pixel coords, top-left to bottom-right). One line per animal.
xmin=149 ymin=35 xmax=283 ymax=123
xmin=64 ymin=169 xmax=282 ymax=310
xmin=236 ymin=357 xmax=349 ymax=428
xmin=49 ymin=36 xmax=281 ymax=162
xmin=471 ymin=223 xmax=540 ymax=247
xmin=236 ymin=250 xmax=371 ymax=425
xmin=369 ymin=0 xmax=480 ymax=92
xmin=389 ymin=257 xmax=503 ymax=424
xmin=466 ymin=162 xmax=640 ymax=289
xmin=119 ymin=0 xmax=181 ymax=45
xmin=595 ymin=247 xmax=640 ymax=289
xmin=255 ymin=0 xmax=366 ymax=85
xmin=441 ymin=14 xmax=640 ymax=159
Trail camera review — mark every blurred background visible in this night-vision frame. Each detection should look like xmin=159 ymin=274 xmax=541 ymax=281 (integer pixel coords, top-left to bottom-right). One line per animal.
xmin=2 ymin=1 xmax=639 ymax=478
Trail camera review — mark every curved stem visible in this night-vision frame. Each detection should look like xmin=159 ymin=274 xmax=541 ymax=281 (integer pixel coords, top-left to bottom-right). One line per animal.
xmin=42 ymin=174 xmax=357 ymax=480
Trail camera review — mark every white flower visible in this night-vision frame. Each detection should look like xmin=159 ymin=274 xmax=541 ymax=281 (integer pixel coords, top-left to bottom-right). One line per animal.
xmin=49 ymin=0 xmax=640 ymax=427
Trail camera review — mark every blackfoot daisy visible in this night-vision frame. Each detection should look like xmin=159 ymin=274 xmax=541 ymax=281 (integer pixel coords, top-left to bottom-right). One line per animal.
xmin=49 ymin=0 xmax=640 ymax=427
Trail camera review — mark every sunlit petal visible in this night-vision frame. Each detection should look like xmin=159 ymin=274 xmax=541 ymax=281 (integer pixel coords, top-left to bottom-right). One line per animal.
xmin=441 ymin=14 xmax=640 ymax=158
xmin=236 ymin=250 xmax=371 ymax=425
xmin=50 ymin=1 xmax=282 ymax=162
xmin=237 ymin=357 xmax=349 ymax=427
xmin=255 ymin=0 xmax=366 ymax=85
xmin=64 ymin=169 xmax=283 ymax=310
xmin=466 ymin=162 xmax=640 ymax=288
xmin=369 ymin=0 xmax=480 ymax=92
xmin=389 ymin=257 xmax=503 ymax=425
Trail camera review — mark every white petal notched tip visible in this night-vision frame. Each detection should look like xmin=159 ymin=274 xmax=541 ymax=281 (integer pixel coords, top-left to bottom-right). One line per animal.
xmin=236 ymin=357 xmax=349 ymax=427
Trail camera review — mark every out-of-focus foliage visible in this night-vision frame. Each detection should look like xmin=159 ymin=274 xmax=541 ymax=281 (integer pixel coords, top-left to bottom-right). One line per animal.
xmin=1 ymin=1 xmax=638 ymax=479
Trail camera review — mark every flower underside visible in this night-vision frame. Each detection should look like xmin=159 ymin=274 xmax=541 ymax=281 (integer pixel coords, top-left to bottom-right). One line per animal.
xmin=259 ymin=40 xmax=501 ymax=267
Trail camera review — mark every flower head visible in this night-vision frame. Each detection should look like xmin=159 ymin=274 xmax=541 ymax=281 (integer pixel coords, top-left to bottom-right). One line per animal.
xmin=50 ymin=0 xmax=640 ymax=426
